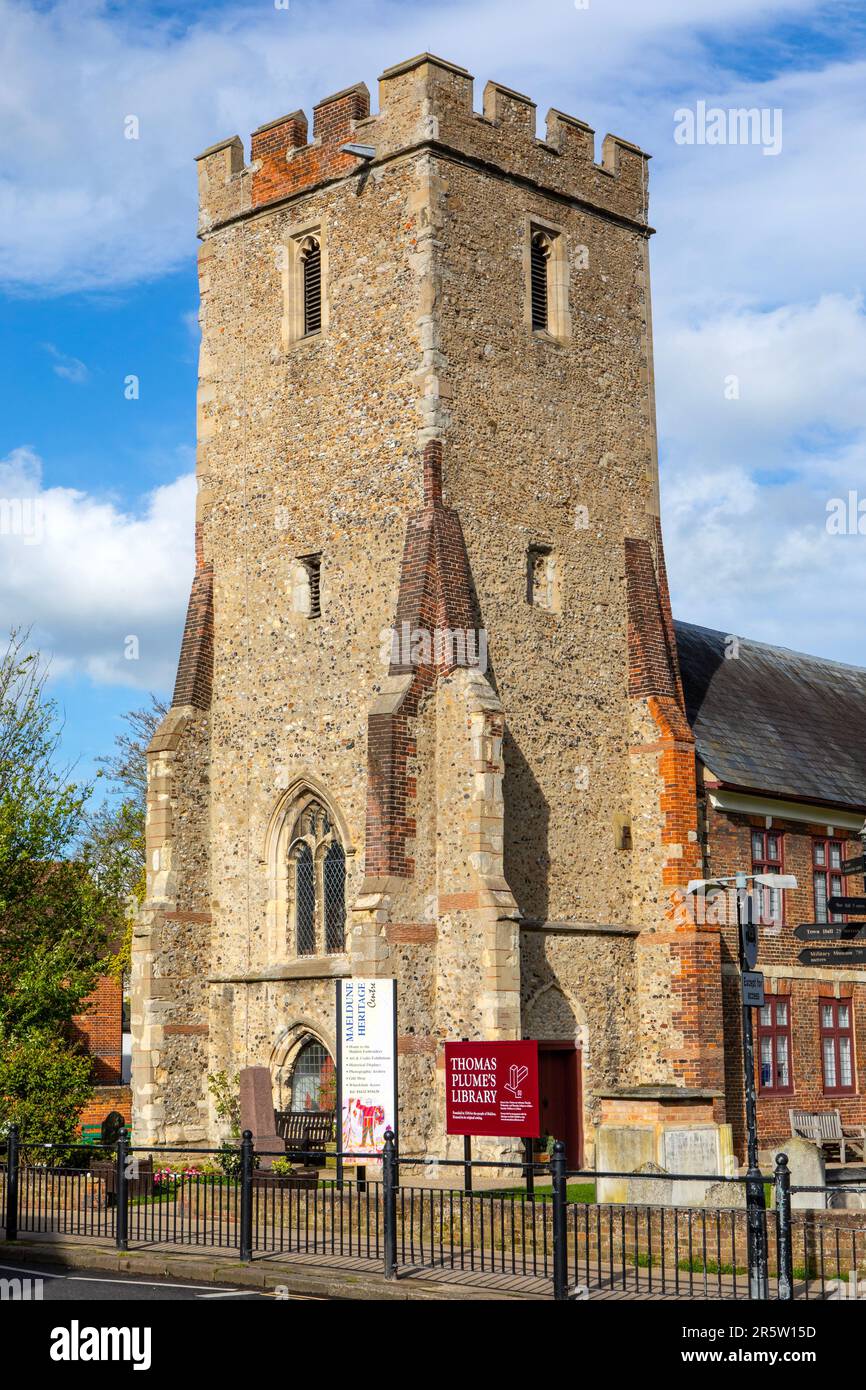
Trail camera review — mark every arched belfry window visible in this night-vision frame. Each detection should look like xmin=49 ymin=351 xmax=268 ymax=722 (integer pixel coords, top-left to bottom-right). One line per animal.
xmin=301 ymin=236 xmax=322 ymax=336
xmin=530 ymin=231 xmax=551 ymax=331
xmin=285 ymin=797 xmax=346 ymax=956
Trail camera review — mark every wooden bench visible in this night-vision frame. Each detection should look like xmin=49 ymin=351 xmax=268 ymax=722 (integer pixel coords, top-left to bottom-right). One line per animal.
xmin=789 ymin=1108 xmax=866 ymax=1164
xmin=274 ymin=1110 xmax=335 ymax=1165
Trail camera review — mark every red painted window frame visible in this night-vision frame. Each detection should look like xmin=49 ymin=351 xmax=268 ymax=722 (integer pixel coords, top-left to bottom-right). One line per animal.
xmin=750 ymin=828 xmax=785 ymax=924
xmin=820 ymin=997 xmax=856 ymax=1096
xmin=812 ymin=838 xmax=847 ymax=924
xmin=756 ymin=994 xmax=794 ymax=1096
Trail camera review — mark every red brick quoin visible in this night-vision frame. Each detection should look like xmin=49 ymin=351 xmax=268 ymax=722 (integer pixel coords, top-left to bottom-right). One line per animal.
xmin=364 ymin=442 xmax=481 ymax=879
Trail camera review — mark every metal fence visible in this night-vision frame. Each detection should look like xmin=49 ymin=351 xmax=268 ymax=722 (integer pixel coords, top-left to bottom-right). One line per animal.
xmin=2 ymin=1127 xmax=865 ymax=1300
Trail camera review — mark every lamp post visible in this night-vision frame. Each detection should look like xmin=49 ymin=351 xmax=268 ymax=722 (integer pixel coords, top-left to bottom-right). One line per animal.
xmin=686 ymin=868 xmax=797 ymax=1301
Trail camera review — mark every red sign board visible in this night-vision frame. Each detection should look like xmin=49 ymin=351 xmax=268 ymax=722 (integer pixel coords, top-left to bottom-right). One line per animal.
xmin=444 ymin=1041 xmax=540 ymax=1138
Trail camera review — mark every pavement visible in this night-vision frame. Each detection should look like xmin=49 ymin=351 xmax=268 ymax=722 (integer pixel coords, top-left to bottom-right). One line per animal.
xmin=0 ymin=1233 xmax=535 ymax=1300
xmin=0 ymin=1259 xmax=288 ymax=1301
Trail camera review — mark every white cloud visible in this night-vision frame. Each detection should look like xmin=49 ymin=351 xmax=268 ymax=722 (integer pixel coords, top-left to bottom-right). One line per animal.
xmin=0 ymin=445 xmax=195 ymax=689
xmin=3 ymin=0 xmax=866 ymax=673
xmin=42 ymin=342 xmax=89 ymax=384
xmin=0 ymin=0 xmax=841 ymax=293
xmin=659 ymin=294 xmax=866 ymax=662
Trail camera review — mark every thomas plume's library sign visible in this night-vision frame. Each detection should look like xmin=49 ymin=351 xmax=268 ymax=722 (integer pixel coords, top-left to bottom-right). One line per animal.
xmin=444 ymin=1041 xmax=540 ymax=1138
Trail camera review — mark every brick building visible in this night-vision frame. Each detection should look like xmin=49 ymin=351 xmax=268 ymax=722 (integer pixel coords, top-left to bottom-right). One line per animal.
xmin=130 ymin=52 xmax=864 ymax=1171
xmin=677 ymin=622 xmax=866 ymax=1157
xmin=70 ymin=973 xmax=132 ymax=1134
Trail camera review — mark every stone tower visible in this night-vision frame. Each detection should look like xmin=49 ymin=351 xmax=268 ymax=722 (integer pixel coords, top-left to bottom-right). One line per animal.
xmin=132 ymin=54 xmax=722 ymax=1159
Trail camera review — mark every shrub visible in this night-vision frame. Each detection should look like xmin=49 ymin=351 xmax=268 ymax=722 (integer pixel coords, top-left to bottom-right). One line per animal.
xmin=0 ymin=1029 xmax=93 ymax=1157
xmin=207 ymin=1070 xmax=241 ymax=1138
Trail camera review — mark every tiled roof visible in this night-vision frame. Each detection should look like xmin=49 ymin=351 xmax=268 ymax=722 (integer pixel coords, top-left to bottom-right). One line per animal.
xmin=675 ymin=621 xmax=866 ymax=811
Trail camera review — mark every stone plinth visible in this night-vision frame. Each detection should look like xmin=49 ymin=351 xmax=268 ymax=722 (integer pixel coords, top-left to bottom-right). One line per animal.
xmin=595 ymin=1086 xmax=731 ymax=1204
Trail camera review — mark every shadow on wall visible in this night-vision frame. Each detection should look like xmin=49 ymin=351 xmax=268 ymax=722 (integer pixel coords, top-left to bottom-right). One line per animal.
xmin=503 ymin=728 xmax=550 ymax=923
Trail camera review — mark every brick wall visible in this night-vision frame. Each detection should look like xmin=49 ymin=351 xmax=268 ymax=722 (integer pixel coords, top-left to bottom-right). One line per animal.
xmin=251 ymin=84 xmax=370 ymax=207
xmin=70 ymin=974 xmax=123 ymax=1085
xmin=78 ymin=1086 xmax=132 ymax=1133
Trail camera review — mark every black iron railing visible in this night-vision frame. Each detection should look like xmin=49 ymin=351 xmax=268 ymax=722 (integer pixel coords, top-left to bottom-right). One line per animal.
xmin=2 ymin=1128 xmax=865 ymax=1300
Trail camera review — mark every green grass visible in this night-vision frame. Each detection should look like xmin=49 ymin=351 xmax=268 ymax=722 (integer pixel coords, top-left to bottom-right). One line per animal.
xmin=484 ymin=1181 xmax=597 ymax=1204
xmin=677 ymin=1257 xmax=747 ymax=1276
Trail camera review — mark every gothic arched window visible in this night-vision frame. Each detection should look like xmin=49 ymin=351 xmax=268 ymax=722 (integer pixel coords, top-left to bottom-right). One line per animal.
xmin=290 ymin=1039 xmax=335 ymax=1113
xmin=294 ymin=842 xmax=315 ymax=956
xmin=286 ymin=798 xmax=346 ymax=957
xmin=324 ymin=841 xmax=346 ymax=953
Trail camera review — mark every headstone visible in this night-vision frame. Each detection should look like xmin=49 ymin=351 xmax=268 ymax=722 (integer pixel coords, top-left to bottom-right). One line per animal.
xmin=661 ymin=1126 xmax=723 ymax=1206
xmin=596 ymin=1125 xmax=655 ymax=1203
xmin=702 ymin=1180 xmax=746 ymax=1209
xmin=239 ymin=1066 xmax=284 ymax=1170
xmin=625 ymin=1160 xmax=675 ymax=1207
xmin=780 ymin=1137 xmax=826 ymax=1210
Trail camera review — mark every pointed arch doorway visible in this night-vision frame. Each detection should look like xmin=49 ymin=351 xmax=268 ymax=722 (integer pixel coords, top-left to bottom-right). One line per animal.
xmin=538 ymin=1042 xmax=583 ymax=1167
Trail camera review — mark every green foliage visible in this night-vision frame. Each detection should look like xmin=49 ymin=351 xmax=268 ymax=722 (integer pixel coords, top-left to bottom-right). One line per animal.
xmin=81 ymin=695 xmax=168 ymax=981
xmin=0 ymin=631 xmax=110 ymax=1034
xmin=0 ymin=1029 xmax=94 ymax=1152
xmin=208 ymin=1069 xmax=241 ymax=1138
xmin=215 ymin=1141 xmax=243 ymax=1179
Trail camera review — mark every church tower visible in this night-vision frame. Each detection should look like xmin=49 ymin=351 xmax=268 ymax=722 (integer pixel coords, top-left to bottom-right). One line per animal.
xmin=132 ymin=54 xmax=721 ymax=1159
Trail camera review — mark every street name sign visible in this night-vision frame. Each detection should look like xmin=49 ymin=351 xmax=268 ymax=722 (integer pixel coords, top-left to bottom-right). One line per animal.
xmin=827 ymin=897 xmax=866 ymax=916
xmin=742 ymin=971 xmax=765 ymax=1008
xmin=794 ymin=922 xmax=866 ymax=942
xmin=797 ymin=946 xmax=866 ymax=968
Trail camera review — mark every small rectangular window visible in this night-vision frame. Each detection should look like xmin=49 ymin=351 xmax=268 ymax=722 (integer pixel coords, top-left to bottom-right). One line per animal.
xmin=302 ymin=237 xmax=322 ymax=335
xmin=530 ymin=231 xmax=550 ymax=331
xmin=299 ymin=553 xmax=321 ymax=618
xmin=751 ymin=829 xmax=784 ymax=923
xmin=527 ymin=544 xmax=557 ymax=611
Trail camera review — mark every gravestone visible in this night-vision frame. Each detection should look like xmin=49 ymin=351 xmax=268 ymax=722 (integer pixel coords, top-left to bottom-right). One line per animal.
xmin=596 ymin=1125 xmax=656 ymax=1203
xmin=780 ymin=1137 xmax=826 ymax=1210
xmin=625 ymin=1160 xmax=675 ymax=1207
xmin=702 ymin=1179 xmax=746 ymax=1209
xmin=661 ymin=1126 xmax=723 ymax=1206
xmin=239 ymin=1066 xmax=284 ymax=1170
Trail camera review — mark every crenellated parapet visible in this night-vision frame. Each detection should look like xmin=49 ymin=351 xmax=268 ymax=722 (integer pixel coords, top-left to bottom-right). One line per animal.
xmin=194 ymin=51 xmax=651 ymax=233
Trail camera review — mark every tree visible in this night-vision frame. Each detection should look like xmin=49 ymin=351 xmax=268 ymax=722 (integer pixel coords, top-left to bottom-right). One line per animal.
xmin=0 ymin=631 xmax=109 ymax=1035
xmin=0 ymin=1029 xmax=94 ymax=1149
xmin=82 ymin=694 xmax=167 ymax=978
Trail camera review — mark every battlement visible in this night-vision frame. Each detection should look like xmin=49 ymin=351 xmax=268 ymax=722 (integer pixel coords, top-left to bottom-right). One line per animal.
xmin=195 ymin=52 xmax=650 ymax=232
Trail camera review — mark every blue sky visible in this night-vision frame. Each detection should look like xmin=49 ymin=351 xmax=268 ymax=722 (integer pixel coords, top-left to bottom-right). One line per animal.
xmin=1 ymin=0 xmax=865 ymax=792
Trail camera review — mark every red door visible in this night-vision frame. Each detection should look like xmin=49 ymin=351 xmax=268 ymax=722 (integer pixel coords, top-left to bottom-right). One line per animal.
xmin=538 ymin=1044 xmax=583 ymax=1167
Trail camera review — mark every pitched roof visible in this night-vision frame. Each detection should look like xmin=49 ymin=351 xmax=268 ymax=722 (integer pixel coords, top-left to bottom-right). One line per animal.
xmin=674 ymin=621 xmax=866 ymax=811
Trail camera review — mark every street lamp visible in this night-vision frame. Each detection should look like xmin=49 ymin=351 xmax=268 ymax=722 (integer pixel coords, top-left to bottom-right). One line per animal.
xmin=686 ymin=870 xmax=797 ymax=1300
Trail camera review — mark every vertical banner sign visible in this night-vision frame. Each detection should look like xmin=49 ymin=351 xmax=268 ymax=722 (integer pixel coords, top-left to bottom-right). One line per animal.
xmin=444 ymin=1041 xmax=540 ymax=1137
xmin=336 ymin=979 xmax=397 ymax=1162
